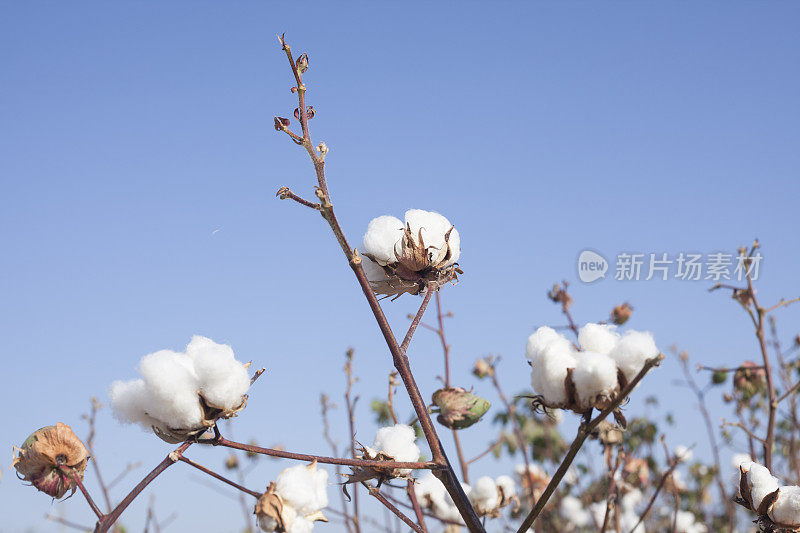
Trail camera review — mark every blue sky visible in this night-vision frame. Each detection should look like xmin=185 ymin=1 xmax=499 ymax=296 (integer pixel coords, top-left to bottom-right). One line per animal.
xmin=1 ymin=2 xmax=799 ymax=531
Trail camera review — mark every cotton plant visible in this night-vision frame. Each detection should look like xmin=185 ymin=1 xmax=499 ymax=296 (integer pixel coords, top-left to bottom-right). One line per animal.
xmin=255 ymin=462 xmax=329 ymax=533
xmin=414 ymin=472 xmax=475 ymax=525
xmin=588 ymin=489 xmax=646 ymax=533
xmin=673 ymin=510 xmax=708 ymax=533
xmin=525 ymin=323 xmax=659 ymax=414
xmin=736 ymin=461 xmax=800 ymax=530
xmin=361 ymin=209 xmax=462 ymax=299
xmin=109 ymin=335 xmax=252 ymax=443
xmin=467 ymin=475 xmax=518 ymax=517
xmin=347 ymin=424 xmax=421 ymax=485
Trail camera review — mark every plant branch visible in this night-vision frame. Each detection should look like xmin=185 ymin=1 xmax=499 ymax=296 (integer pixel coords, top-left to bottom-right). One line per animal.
xmin=361 ymin=482 xmax=425 ymax=533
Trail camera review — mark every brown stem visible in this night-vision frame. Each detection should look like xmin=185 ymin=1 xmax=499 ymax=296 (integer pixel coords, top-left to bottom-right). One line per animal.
xmin=320 ymin=394 xmax=354 ymax=533
xmin=275 ymin=36 xmax=482 ymax=532
xmin=451 ymin=429 xmax=470 ymax=484
xmin=65 ymin=469 xmax=103 ymax=519
xmin=628 ymin=458 xmax=678 ymax=533
xmin=93 ymin=442 xmax=192 ymax=533
xmin=434 ymin=291 xmax=452 ymax=387
xmin=177 ymin=456 xmax=261 ymax=498
xmin=515 ymin=354 xmax=664 ymax=533
xmin=361 ymin=482 xmax=424 ymax=533
xmin=407 ymin=478 xmax=429 ymax=533
xmin=344 ymin=349 xmax=362 ymax=533
xmin=84 ymin=399 xmax=114 ymax=513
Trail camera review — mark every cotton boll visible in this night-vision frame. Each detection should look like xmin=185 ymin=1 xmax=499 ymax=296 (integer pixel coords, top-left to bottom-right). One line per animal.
xmin=609 ymin=330 xmax=659 ymax=382
xmin=186 ymin=336 xmax=250 ymax=410
xmin=138 ymin=350 xmax=203 ymax=430
xmin=470 ymin=476 xmax=499 ymax=513
xmin=571 ymin=352 xmax=619 ymax=407
xmin=257 ymin=514 xmax=280 ymax=532
xmin=415 ymin=472 xmax=448 ymax=511
xmin=746 ymin=463 xmax=780 ymax=510
xmin=404 ymin=209 xmax=456 ymax=263
xmin=674 ymin=510 xmax=706 ymax=533
xmin=620 ymin=489 xmax=643 ymax=512
xmin=286 ymin=518 xmax=315 ymax=533
xmin=731 ymin=453 xmax=751 ymax=470
xmin=495 ymin=475 xmax=516 ymax=499
xmin=769 ymin=486 xmax=800 ymax=527
xmin=275 ymin=464 xmax=330 ymax=516
xmin=525 ymin=327 xmax=563 ymax=362
xmin=560 ymin=495 xmax=591 ymax=527
xmin=363 ymin=215 xmax=404 ymax=265
xmin=578 ymin=323 xmax=620 ymax=355
xmin=372 ymin=424 xmax=421 ymax=467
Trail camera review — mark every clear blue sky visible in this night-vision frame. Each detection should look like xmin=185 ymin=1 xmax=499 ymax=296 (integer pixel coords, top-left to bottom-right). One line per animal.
xmin=1 ymin=2 xmax=799 ymax=532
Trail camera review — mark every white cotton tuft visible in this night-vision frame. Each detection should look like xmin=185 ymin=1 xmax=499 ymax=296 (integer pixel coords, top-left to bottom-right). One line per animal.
xmin=275 ymin=464 xmax=330 ymax=517
xmin=531 ymin=336 xmax=576 ymax=406
xmin=674 ymin=510 xmax=707 ymax=533
xmin=495 ymin=475 xmax=516 ymax=499
xmin=469 ymin=476 xmax=499 ymax=513
xmin=186 ymin=335 xmax=250 ymax=411
xmin=560 ymin=495 xmax=591 ymax=527
xmin=620 ymin=489 xmax=643 ymax=512
xmin=525 ymin=327 xmax=562 ymax=362
xmin=371 ymin=424 xmax=421 ymax=467
xmin=578 ymin=323 xmax=620 ymax=355
xmin=363 ymin=215 xmax=404 ymax=265
xmin=571 ymin=352 xmax=619 ymax=407
xmin=404 ymin=209 xmax=460 ymax=266
xmin=138 ymin=349 xmax=203 ymax=430
xmin=731 ymin=453 xmax=751 ymax=470
xmin=286 ymin=518 xmax=315 ymax=533
xmin=415 ymin=472 xmax=448 ymax=509
xmin=674 ymin=445 xmax=693 ymax=463
xmin=769 ymin=486 xmax=800 ymax=527
xmin=609 ymin=330 xmax=659 ymax=382
xmin=109 ymin=379 xmax=160 ymax=429
xmin=745 ymin=462 xmax=780 ymax=510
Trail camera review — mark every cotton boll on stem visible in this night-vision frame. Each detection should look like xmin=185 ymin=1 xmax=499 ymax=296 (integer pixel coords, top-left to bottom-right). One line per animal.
xmin=404 ymin=209 xmax=460 ymax=266
xmin=186 ymin=336 xmax=250 ymax=411
xmin=609 ymin=330 xmax=659 ymax=382
xmin=578 ymin=323 xmax=620 ymax=355
xmin=138 ymin=350 xmax=204 ymax=430
xmin=746 ymin=463 xmax=780 ymax=510
xmin=571 ymin=352 xmax=619 ymax=408
xmin=363 ymin=215 xmax=404 ymax=265
xmin=536 ymin=338 xmax=577 ymax=406
xmin=109 ymin=379 xmax=161 ymax=430
xmin=470 ymin=476 xmax=499 ymax=514
xmin=769 ymin=486 xmax=800 ymax=528
xmin=275 ymin=464 xmax=330 ymax=517
xmin=371 ymin=424 xmax=421 ymax=463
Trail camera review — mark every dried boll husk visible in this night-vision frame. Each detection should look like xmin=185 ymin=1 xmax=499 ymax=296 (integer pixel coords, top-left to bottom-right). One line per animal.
xmin=152 ymin=393 xmax=248 ymax=444
xmin=431 ymin=387 xmax=491 ymax=430
xmin=345 ymin=446 xmax=413 ymax=487
xmin=13 ymin=423 xmax=89 ymax=499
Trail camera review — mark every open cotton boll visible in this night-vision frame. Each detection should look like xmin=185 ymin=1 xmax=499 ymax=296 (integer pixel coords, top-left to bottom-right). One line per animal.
xmin=609 ymin=330 xmax=659 ymax=382
xmin=560 ymin=495 xmax=591 ymax=527
xmin=731 ymin=453 xmax=751 ymax=469
xmin=361 ymin=256 xmax=388 ymax=283
xmin=578 ymin=323 xmax=620 ymax=355
xmin=415 ymin=472 xmax=448 ymax=510
xmin=109 ymin=379 xmax=161 ymax=429
xmin=620 ymin=489 xmax=643 ymax=512
xmin=495 ymin=475 xmax=516 ymax=499
xmin=571 ymin=352 xmax=619 ymax=407
xmin=769 ymin=486 xmax=800 ymax=527
xmin=404 ymin=209 xmax=460 ymax=264
xmin=470 ymin=476 xmax=499 ymax=513
xmin=186 ymin=336 xmax=250 ymax=411
xmin=275 ymin=464 xmax=329 ymax=516
xmin=371 ymin=424 xmax=421 ymax=464
xmin=363 ymin=215 xmax=404 ymax=265
xmin=138 ymin=350 xmax=204 ymax=430
xmin=674 ymin=445 xmax=693 ymax=463
xmin=286 ymin=518 xmax=315 ymax=533
xmin=525 ymin=327 xmax=564 ymax=362
xmin=674 ymin=510 xmax=707 ymax=533
xmin=746 ymin=463 xmax=780 ymax=510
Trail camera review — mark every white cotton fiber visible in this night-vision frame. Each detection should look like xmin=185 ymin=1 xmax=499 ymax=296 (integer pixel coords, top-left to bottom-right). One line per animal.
xmin=560 ymin=495 xmax=591 ymax=527
xmin=746 ymin=463 xmax=780 ymax=510
xmin=571 ymin=352 xmax=619 ymax=407
xmin=415 ymin=472 xmax=448 ymax=510
xmin=674 ymin=510 xmax=707 ymax=533
xmin=138 ymin=349 xmax=203 ymax=430
xmin=620 ymin=489 xmax=643 ymax=512
xmin=535 ymin=339 xmax=577 ymax=405
xmin=578 ymin=323 xmax=620 ymax=355
xmin=109 ymin=379 xmax=161 ymax=429
xmin=525 ymin=327 xmax=563 ymax=362
xmin=470 ymin=476 xmax=499 ymax=512
xmin=371 ymin=424 xmax=421 ymax=465
xmin=363 ymin=215 xmax=404 ymax=265
xmin=674 ymin=445 xmax=693 ymax=463
xmin=257 ymin=514 xmax=280 ymax=532
xmin=186 ymin=336 xmax=250 ymax=411
xmin=286 ymin=518 xmax=315 ymax=533
xmin=404 ymin=209 xmax=461 ymax=265
xmin=495 ymin=475 xmax=516 ymax=499
xmin=275 ymin=464 xmax=329 ymax=516
xmin=732 ymin=453 xmax=751 ymax=469
xmin=769 ymin=486 xmax=800 ymax=527
xmin=609 ymin=330 xmax=659 ymax=382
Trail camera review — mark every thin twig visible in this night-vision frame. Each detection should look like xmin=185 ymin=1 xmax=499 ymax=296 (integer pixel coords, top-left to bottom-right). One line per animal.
xmin=344 ymin=349 xmax=362 ymax=533
xmin=361 ymin=482 xmax=425 ymax=533
xmin=177 ymin=456 xmax=261 ymax=498
xmin=407 ymin=478 xmax=429 ymax=533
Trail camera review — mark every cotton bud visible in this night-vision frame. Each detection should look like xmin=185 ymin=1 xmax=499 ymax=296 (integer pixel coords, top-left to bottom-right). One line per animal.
xmin=225 ymin=454 xmax=240 ymax=470
xmin=472 ymin=357 xmax=495 ymax=379
xmin=734 ymin=361 xmax=767 ymax=401
xmin=13 ymin=423 xmax=89 ymax=499
xmin=316 ymin=142 xmax=328 ymax=155
xmin=596 ymin=420 xmax=624 ymax=446
xmin=711 ymin=370 xmax=728 ymax=385
xmin=611 ymin=302 xmax=633 ymax=325
xmin=295 ymin=53 xmax=309 ymax=74
xmin=362 ymin=210 xmax=461 ymax=299
xmin=432 ymin=388 xmax=491 ymax=429
xmin=274 ymin=117 xmax=291 ymax=131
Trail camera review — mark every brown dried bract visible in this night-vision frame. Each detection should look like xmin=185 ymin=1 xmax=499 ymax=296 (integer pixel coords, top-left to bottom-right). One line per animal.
xmin=13 ymin=423 xmax=89 ymax=499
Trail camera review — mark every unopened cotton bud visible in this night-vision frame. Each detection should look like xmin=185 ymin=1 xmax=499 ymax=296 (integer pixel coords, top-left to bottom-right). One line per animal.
xmin=611 ymin=303 xmax=633 ymax=325
xmin=225 ymin=454 xmax=240 ymax=470
xmin=13 ymin=423 xmax=89 ymax=499
xmin=431 ymin=387 xmax=491 ymax=429
xmin=295 ymin=53 xmax=309 ymax=73
xmin=472 ymin=357 xmax=495 ymax=379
